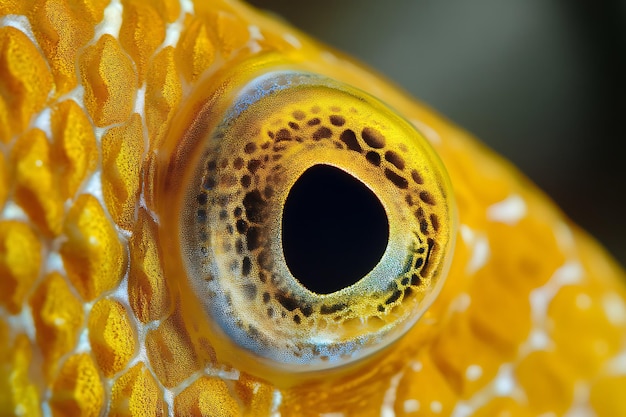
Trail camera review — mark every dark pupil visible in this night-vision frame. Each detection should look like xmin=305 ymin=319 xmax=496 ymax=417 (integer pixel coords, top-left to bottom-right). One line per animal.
xmin=282 ymin=164 xmax=389 ymax=294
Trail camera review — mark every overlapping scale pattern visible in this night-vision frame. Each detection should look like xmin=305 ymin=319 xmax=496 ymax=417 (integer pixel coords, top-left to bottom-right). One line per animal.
xmin=0 ymin=1 xmax=624 ymax=416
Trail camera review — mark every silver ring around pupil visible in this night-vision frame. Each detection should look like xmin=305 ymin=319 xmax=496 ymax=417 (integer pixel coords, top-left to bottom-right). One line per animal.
xmin=281 ymin=164 xmax=389 ymax=294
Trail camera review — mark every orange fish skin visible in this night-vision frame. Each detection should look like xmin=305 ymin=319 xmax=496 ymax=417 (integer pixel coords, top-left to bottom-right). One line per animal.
xmin=0 ymin=1 xmax=625 ymax=417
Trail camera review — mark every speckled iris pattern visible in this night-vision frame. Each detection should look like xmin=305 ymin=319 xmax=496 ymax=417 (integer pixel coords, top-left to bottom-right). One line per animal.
xmin=178 ymin=71 xmax=453 ymax=371
xmin=0 ymin=1 xmax=625 ymax=417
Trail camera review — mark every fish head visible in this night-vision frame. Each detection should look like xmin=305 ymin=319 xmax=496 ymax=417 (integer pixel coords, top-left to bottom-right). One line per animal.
xmin=0 ymin=1 xmax=625 ymax=416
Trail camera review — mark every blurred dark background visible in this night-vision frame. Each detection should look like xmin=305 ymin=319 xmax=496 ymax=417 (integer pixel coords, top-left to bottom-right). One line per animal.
xmin=248 ymin=0 xmax=626 ymax=266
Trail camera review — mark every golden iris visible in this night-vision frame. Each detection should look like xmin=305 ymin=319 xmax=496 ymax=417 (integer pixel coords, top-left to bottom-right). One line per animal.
xmin=161 ymin=68 xmax=456 ymax=374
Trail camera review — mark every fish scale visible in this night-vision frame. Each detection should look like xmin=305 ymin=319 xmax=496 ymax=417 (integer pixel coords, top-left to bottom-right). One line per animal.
xmin=0 ymin=1 xmax=625 ymax=416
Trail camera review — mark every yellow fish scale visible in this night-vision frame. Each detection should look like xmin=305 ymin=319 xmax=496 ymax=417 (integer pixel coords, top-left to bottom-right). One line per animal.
xmin=0 ymin=1 xmax=624 ymax=416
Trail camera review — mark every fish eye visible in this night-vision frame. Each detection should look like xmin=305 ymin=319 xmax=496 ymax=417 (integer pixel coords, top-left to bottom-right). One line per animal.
xmin=157 ymin=68 xmax=456 ymax=375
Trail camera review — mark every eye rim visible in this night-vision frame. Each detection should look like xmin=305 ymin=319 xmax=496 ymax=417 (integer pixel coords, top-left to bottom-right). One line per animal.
xmin=155 ymin=62 xmax=457 ymax=378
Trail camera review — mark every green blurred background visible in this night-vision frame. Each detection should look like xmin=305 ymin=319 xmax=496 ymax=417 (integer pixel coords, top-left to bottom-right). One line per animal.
xmin=248 ymin=0 xmax=626 ymax=266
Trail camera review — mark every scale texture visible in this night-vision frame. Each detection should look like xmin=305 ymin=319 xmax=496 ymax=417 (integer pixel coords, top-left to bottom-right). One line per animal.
xmin=0 ymin=0 xmax=625 ymax=416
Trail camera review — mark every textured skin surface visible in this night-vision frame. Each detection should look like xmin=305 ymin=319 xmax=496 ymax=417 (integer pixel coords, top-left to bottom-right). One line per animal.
xmin=0 ymin=1 xmax=625 ymax=416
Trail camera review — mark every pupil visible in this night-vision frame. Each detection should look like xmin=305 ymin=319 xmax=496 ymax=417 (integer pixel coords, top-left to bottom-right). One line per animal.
xmin=282 ymin=164 xmax=389 ymax=294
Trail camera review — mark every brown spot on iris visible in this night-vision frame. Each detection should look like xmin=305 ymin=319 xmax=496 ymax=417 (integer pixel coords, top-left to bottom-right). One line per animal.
xmin=330 ymin=115 xmax=346 ymax=126
xmin=411 ymin=169 xmax=424 ymax=184
xmin=361 ymin=127 xmax=386 ymax=148
xmin=312 ymin=126 xmax=332 ymax=140
xmin=244 ymin=142 xmax=257 ymax=154
xmin=384 ymin=169 xmax=408 ymax=189
xmin=366 ymin=151 xmax=381 ymax=166
xmin=320 ymin=303 xmax=347 ymax=314
xmin=339 ymin=129 xmax=362 ymax=152
xmin=385 ymin=150 xmax=405 ymax=170
xmin=419 ymin=191 xmax=436 ymax=205
xmin=276 ymin=128 xmax=292 ymax=141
